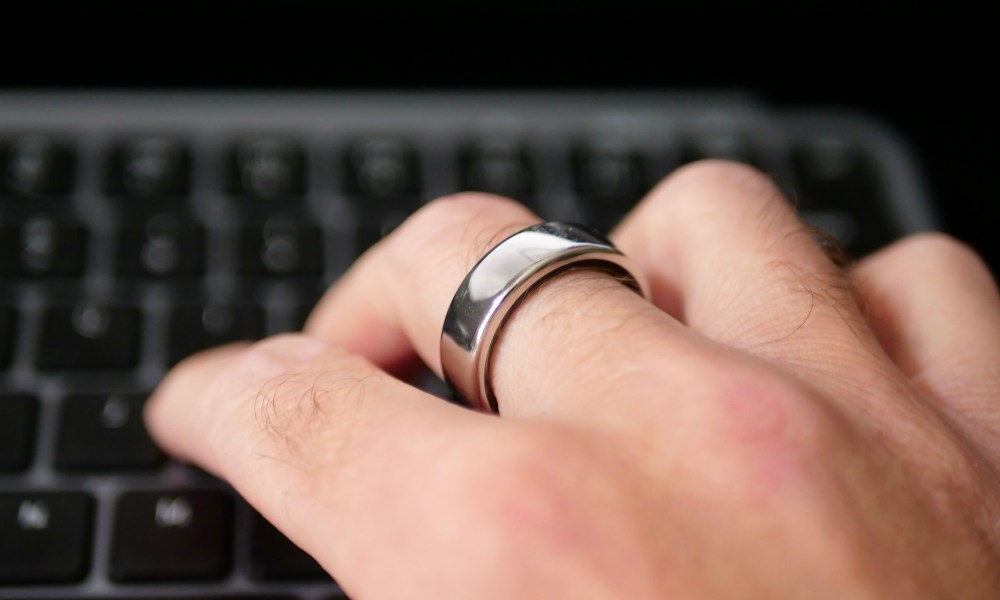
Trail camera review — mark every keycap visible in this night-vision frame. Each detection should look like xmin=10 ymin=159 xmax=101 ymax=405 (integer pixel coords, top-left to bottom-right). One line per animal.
xmin=168 ymin=304 xmax=262 ymax=365
xmin=117 ymin=213 xmax=205 ymax=277
xmin=231 ymin=137 xmax=305 ymax=199
xmin=461 ymin=137 xmax=532 ymax=198
xmin=792 ymin=135 xmax=893 ymax=254
xmin=0 ymin=216 xmax=87 ymax=277
xmin=38 ymin=302 xmax=140 ymax=370
xmin=0 ymin=492 xmax=94 ymax=583
xmin=0 ymin=307 xmax=13 ymax=367
xmin=249 ymin=510 xmax=326 ymax=580
xmin=106 ymin=136 xmax=190 ymax=197
xmin=55 ymin=394 xmax=164 ymax=471
xmin=1 ymin=135 xmax=74 ymax=197
xmin=346 ymin=137 xmax=420 ymax=203
xmin=680 ymin=131 xmax=759 ymax=167
xmin=574 ymin=141 xmax=645 ymax=226
xmin=239 ymin=216 xmax=322 ymax=276
xmin=109 ymin=490 xmax=232 ymax=581
xmin=0 ymin=393 xmax=37 ymax=471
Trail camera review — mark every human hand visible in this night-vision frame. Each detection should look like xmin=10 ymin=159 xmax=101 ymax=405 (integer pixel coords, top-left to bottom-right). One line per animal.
xmin=145 ymin=161 xmax=1000 ymax=598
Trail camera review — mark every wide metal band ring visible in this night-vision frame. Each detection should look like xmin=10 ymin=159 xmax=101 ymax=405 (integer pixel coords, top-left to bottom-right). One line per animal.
xmin=440 ymin=221 xmax=651 ymax=413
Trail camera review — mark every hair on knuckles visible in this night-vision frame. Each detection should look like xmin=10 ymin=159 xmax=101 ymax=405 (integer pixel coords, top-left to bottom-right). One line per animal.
xmin=249 ymin=367 xmax=380 ymax=466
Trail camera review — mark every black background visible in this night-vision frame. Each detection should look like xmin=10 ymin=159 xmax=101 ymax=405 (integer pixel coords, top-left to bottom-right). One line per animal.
xmin=2 ymin=4 xmax=996 ymax=270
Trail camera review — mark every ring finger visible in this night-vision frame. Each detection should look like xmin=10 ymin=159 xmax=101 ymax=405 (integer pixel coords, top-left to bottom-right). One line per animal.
xmin=305 ymin=192 xmax=721 ymax=421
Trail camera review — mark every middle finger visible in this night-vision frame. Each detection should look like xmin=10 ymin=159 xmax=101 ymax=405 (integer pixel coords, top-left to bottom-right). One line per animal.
xmin=612 ymin=160 xmax=887 ymax=386
xmin=609 ymin=161 xmax=961 ymax=449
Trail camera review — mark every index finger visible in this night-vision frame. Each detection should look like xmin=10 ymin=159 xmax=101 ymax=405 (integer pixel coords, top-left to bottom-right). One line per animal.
xmin=144 ymin=334 xmax=479 ymax=596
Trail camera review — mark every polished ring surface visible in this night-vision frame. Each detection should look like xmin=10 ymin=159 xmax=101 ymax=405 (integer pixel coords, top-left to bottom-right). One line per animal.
xmin=440 ymin=222 xmax=650 ymax=413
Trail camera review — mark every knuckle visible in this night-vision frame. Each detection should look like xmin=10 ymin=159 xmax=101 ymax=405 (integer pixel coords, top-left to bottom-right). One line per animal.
xmin=424 ymin=191 xmax=523 ymax=214
xmin=404 ymin=193 xmax=529 ymax=242
xmin=228 ymin=334 xmax=330 ymax=386
xmin=387 ymin=192 xmax=536 ymax=271
xmin=895 ymin=232 xmax=992 ymax=277
xmin=670 ymin=157 xmax=769 ymax=184
xmin=860 ymin=232 xmax=998 ymax=299
xmin=636 ymin=160 xmax=809 ymax=270
xmin=650 ymin=159 xmax=790 ymax=220
xmin=220 ymin=335 xmax=376 ymax=459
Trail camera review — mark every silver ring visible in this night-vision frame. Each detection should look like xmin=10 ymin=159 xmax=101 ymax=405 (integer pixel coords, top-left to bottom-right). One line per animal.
xmin=440 ymin=222 xmax=650 ymax=413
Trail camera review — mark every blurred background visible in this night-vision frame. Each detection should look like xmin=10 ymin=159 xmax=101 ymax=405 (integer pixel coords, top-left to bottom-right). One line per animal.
xmin=1 ymin=2 xmax=996 ymax=270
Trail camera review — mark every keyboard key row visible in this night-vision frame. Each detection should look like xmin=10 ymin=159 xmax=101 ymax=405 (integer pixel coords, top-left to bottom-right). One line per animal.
xmin=0 ymin=491 xmax=326 ymax=584
xmin=32 ymin=303 xmax=263 ymax=370
xmin=2 ymin=135 xmax=416 ymax=201
xmin=2 ymin=133 xmax=888 ymax=214
xmin=0 ymin=215 xmax=327 ymax=279
xmin=2 ymin=134 xmax=553 ymax=201
xmin=118 ymin=216 xmax=323 ymax=278
xmin=1 ymin=303 xmax=278 ymax=371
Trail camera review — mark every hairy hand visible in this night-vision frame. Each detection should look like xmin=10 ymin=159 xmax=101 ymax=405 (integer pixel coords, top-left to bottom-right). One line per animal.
xmin=146 ymin=161 xmax=1000 ymax=599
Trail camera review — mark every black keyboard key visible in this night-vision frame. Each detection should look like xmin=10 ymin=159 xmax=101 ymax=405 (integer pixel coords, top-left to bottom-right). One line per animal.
xmin=55 ymin=394 xmax=164 ymax=471
xmin=0 ymin=393 xmax=37 ymax=471
xmin=1 ymin=135 xmax=74 ymax=197
xmin=249 ymin=510 xmax=326 ymax=580
xmin=0 ymin=216 xmax=87 ymax=277
xmin=0 ymin=307 xmax=13 ymax=367
xmin=117 ymin=213 xmax=205 ymax=277
xmin=462 ymin=138 xmax=533 ymax=198
xmin=574 ymin=141 xmax=645 ymax=226
xmin=109 ymin=490 xmax=232 ymax=581
xmin=168 ymin=304 xmax=262 ymax=365
xmin=38 ymin=303 xmax=140 ymax=370
xmin=0 ymin=492 xmax=94 ymax=583
xmin=792 ymin=135 xmax=893 ymax=254
xmin=107 ymin=136 xmax=191 ymax=197
xmin=231 ymin=137 xmax=305 ymax=199
xmin=239 ymin=216 xmax=322 ymax=276
xmin=346 ymin=137 xmax=420 ymax=203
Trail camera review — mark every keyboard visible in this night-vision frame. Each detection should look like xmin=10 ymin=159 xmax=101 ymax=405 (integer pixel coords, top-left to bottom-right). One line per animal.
xmin=0 ymin=92 xmax=938 ymax=599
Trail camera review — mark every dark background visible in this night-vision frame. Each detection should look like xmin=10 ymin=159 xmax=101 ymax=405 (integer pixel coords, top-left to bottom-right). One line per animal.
xmin=2 ymin=4 xmax=996 ymax=270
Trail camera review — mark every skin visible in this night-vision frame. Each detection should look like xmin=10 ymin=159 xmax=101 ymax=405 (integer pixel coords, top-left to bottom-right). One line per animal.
xmin=145 ymin=160 xmax=1000 ymax=599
